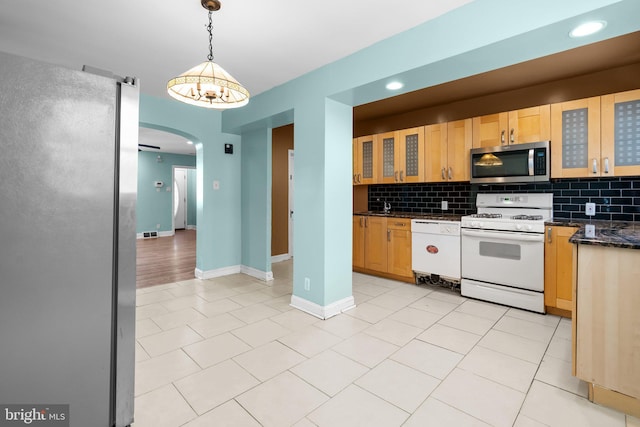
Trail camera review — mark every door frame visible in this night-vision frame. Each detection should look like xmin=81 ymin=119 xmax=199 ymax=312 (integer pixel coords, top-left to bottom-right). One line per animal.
xmin=171 ymin=165 xmax=195 ymax=232
xmin=288 ymin=149 xmax=294 ymax=257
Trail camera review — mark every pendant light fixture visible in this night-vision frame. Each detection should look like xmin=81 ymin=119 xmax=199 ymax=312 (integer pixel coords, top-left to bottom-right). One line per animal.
xmin=167 ymin=0 xmax=250 ymax=109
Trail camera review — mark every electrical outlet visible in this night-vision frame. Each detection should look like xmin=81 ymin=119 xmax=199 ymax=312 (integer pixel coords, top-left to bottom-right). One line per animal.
xmin=156 ymin=224 xmax=161 ymax=229
xmin=304 ymin=277 xmax=310 ymax=291
xmin=585 ymin=202 xmax=596 ymax=216
xmin=585 ymin=224 xmax=596 ymax=238
xmin=441 ymin=200 xmax=448 ymax=210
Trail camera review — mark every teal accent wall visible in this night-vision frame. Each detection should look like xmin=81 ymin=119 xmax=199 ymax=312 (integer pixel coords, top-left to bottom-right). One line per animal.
xmin=139 ymin=94 xmax=242 ymax=272
xmin=240 ymin=128 xmax=272 ymax=273
xmin=136 ymin=151 xmax=195 ymax=233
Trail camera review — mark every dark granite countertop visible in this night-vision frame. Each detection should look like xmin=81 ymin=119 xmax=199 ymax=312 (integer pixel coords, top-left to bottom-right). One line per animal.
xmin=559 ymin=220 xmax=640 ymax=250
xmin=353 ymin=211 xmax=462 ymax=221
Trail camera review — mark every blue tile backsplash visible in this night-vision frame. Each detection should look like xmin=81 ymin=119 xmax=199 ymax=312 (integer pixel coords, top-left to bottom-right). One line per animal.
xmin=368 ymin=177 xmax=640 ymax=222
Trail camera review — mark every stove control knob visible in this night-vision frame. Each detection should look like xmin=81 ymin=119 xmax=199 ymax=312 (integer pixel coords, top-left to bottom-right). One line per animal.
xmin=471 ymin=221 xmax=479 ymax=227
xmin=515 ymin=224 xmax=523 ymax=230
xmin=526 ymin=224 xmax=533 ymax=231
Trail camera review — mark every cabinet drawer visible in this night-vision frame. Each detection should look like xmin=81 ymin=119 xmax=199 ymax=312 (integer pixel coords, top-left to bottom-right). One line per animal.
xmin=387 ymin=218 xmax=410 ymax=230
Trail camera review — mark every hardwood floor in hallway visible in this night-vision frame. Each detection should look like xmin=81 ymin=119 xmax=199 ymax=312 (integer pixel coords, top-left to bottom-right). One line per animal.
xmin=136 ymin=230 xmax=196 ymax=288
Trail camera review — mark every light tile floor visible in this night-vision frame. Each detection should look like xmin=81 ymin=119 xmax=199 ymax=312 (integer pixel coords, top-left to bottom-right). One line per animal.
xmin=132 ymin=260 xmax=638 ymax=427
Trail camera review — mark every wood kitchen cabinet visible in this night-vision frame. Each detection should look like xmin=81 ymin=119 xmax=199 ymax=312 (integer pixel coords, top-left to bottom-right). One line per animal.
xmin=573 ymin=244 xmax=640 ymax=416
xmin=544 ymin=225 xmax=578 ymax=317
xmin=353 ymin=135 xmax=377 ymax=185
xmin=364 ymin=216 xmax=388 ymax=272
xmin=551 ymin=89 xmax=640 ymax=178
xmin=550 ymin=97 xmax=601 ymax=178
xmin=353 ymin=215 xmax=365 ymax=268
xmin=377 ymin=127 xmax=424 ymax=184
xmin=601 ymin=88 xmax=640 ymax=177
xmin=472 ymin=105 xmax=551 ymax=148
xmin=425 ymin=119 xmax=472 ymax=182
xmin=352 ymin=215 xmax=413 ymax=281
xmin=387 ymin=218 xmax=412 ymax=277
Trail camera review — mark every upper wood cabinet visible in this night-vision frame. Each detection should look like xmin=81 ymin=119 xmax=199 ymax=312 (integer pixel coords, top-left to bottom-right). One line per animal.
xmin=425 ymin=119 xmax=472 ymax=182
xmin=550 ymin=97 xmax=601 ymax=178
xmin=377 ymin=128 xmax=425 ymax=184
xmin=472 ymin=105 xmax=551 ymax=148
xmin=397 ymin=127 xmax=425 ymax=183
xmin=601 ymin=88 xmax=640 ymax=177
xmin=353 ymin=135 xmax=377 ymax=185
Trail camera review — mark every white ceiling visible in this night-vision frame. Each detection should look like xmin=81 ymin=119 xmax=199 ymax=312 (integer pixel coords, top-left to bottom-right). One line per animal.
xmin=0 ymin=0 xmax=473 ymax=153
xmin=138 ymin=127 xmax=196 ymax=155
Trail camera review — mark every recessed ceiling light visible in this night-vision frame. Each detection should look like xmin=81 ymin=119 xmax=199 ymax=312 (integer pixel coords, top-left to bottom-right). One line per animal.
xmin=386 ymin=81 xmax=404 ymax=91
xmin=569 ymin=21 xmax=607 ymax=38
xmin=187 ymin=140 xmax=193 ymax=145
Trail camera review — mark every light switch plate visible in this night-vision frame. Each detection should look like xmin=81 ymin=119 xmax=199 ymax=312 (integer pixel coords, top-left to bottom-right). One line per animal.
xmin=441 ymin=201 xmax=448 ymax=210
xmin=585 ymin=202 xmax=596 ymax=216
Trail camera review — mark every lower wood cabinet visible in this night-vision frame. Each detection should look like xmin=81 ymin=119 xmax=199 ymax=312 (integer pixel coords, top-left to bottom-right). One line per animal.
xmin=574 ymin=244 xmax=640 ymax=416
xmin=387 ymin=218 xmax=412 ymax=277
xmin=352 ymin=215 xmax=413 ymax=281
xmin=544 ymin=225 xmax=578 ymax=317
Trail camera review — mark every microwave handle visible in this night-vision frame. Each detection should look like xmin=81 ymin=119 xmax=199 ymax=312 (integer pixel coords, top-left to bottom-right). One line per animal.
xmin=528 ymin=149 xmax=534 ymax=176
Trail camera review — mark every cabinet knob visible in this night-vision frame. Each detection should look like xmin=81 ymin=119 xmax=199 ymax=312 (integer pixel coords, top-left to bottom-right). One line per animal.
xmin=547 ymin=227 xmax=552 ymax=243
xmin=592 ymin=158 xmax=598 ymax=174
xmin=448 ymin=167 xmax=453 ymax=180
xmin=501 ymin=130 xmax=505 ymax=145
xmin=400 ymin=171 xmax=404 ymax=182
xmin=394 ymin=171 xmax=398 ymax=182
xmin=510 ymin=128 xmax=515 ymax=144
xmin=441 ymin=167 xmax=445 ymax=180
xmin=603 ymin=157 xmax=610 ymax=174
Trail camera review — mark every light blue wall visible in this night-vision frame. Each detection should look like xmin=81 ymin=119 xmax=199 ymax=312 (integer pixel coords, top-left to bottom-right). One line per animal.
xmin=137 ymin=151 xmax=195 ymax=233
xmin=139 ymin=94 xmax=242 ymax=272
xmin=240 ymin=128 xmax=271 ymax=273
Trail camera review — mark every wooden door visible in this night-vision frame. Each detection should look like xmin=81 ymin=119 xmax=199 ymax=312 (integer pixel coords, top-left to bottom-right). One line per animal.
xmin=472 ymin=112 xmax=508 ymax=148
xmin=601 ymin=89 xmax=640 ymax=177
xmin=364 ymin=216 xmax=388 ymax=272
xmin=387 ymin=218 xmax=412 ymax=278
xmin=352 ymin=215 xmax=365 ymax=268
xmin=550 ymin=97 xmax=601 ymax=178
xmin=424 ymin=123 xmax=448 ymax=182
xmin=508 ymin=105 xmax=551 ymax=144
xmin=447 ymin=119 xmax=472 ymax=181
xmin=397 ymin=127 xmax=425 ymax=183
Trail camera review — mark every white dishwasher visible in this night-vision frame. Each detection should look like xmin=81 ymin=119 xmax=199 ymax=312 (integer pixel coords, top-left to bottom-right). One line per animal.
xmin=411 ymin=219 xmax=461 ymax=287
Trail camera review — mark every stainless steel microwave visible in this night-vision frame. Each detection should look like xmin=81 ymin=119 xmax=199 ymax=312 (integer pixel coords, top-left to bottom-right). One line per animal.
xmin=470 ymin=141 xmax=550 ymax=184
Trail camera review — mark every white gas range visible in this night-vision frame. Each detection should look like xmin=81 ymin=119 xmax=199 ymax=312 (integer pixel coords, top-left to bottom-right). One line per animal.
xmin=460 ymin=193 xmax=553 ymax=313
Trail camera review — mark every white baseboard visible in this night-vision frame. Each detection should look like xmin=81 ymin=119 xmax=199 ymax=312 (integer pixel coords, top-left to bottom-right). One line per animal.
xmin=271 ymin=253 xmax=291 ymax=263
xmin=195 ymin=265 xmax=241 ymax=279
xmin=136 ymin=230 xmax=175 ymax=239
xmin=186 ymin=225 xmax=197 ymax=230
xmin=290 ymin=295 xmax=356 ymax=320
xmin=241 ymin=265 xmax=274 ymax=282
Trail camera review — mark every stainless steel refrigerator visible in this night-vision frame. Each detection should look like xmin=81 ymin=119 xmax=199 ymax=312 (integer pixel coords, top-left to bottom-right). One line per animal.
xmin=0 ymin=50 xmax=138 ymax=427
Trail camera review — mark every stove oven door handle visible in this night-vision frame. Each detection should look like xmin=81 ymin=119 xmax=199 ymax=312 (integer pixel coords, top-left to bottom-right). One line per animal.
xmin=461 ymin=229 xmax=544 ymax=242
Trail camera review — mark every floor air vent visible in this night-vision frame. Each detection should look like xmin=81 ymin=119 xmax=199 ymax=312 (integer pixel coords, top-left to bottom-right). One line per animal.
xmin=143 ymin=231 xmax=158 ymax=239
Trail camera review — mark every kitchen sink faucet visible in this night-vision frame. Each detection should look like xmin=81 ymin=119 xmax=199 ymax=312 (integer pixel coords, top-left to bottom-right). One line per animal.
xmin=383 ymin=201 xmax=391 ymax=213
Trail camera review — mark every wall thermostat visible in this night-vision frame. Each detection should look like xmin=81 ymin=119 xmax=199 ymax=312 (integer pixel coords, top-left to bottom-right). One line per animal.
xmin=224 ymin=143 xmax=233 ymax=154
xmin=154 ymin=181 xmax=164 ymax=188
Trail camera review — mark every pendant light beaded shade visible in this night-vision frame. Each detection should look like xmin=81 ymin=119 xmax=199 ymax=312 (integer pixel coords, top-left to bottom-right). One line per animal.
xmin=167 ymin=0 xmax=249 ymax=109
